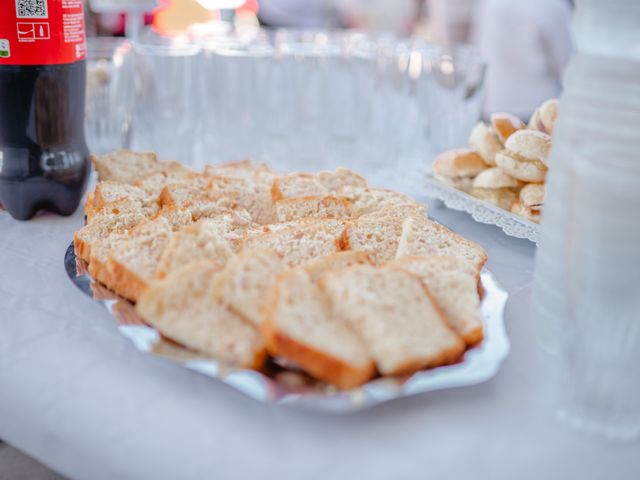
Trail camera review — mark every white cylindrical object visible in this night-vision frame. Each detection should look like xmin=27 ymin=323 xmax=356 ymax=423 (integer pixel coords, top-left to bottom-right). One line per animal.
xmin=532 ymin=0 xmax=640 ymax=440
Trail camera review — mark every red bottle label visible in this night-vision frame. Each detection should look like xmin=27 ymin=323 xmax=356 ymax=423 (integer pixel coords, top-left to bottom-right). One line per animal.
xmin=0 ymin=0 xmax=86 ymax=65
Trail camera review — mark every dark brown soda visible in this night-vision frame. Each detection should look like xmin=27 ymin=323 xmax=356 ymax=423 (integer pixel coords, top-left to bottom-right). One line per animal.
xmin=0 ymin=60 xmax=90 ymax=220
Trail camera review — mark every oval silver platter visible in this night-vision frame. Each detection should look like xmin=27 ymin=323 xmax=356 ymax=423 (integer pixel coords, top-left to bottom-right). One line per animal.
xmin=65 ymin=242 xmax=510 ymax=413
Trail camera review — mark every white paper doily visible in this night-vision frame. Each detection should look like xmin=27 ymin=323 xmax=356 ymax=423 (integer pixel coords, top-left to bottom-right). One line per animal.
xmin=424 ymin=174 xmax=539 ymax=244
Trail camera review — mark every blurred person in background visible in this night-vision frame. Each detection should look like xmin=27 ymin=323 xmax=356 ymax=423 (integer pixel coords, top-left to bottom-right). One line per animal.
xmin=258 ymin=0 xmax=572 ymax=119
xmin=258 ymin=0 xmax=423 ymax=34
xmin=427 ymin=0 xmax=573 ymax=120
xmin=257 ymin=0 xmax=342 ymax=28
xmin=475 ymin=0 xmax=573 ymax=119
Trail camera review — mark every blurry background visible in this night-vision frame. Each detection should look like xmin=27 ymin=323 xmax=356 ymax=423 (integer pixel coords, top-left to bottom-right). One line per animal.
xmin=80 ymin=0 xmax=573 ymax=191
xmin=81 ymin=0 xmax=574 ymax=175
xmin=85 ymin=0 xmax=573 ymax=119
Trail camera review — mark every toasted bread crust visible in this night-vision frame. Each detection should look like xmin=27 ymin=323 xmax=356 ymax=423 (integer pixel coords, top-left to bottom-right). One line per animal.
xmin=73 ymin=232 xmax=91 ymax=263
xmin=490 ymin=112 xmax=525 ymax=143
xmin=271 ymin=180 xmax=284 ymax=202
xmin=87 ymin=256 xmax=112 ymax=287
xmin=463 ymin=325 xmax=484 ymax=348
xmin=107 ymin=258 xmax=149 ymax=303
xmin=422 ymin=271 xmax=483 ymax=348
xmin=262 ymin=269 xmax=377 ymax=389
xmin=339 ymin=225 xmax=352 ymax=251
xmin=262 ymin=287 xmax=376 ymax=389
xmin=392 ymin=256 xmax=485 ymax=347
xmin=263 ymin=326 xmax=376 ymax=389
xmin=159 ymin=186 xmax=175 ymax=207
xmin=386 ymin=266 xmax=467 ymax=374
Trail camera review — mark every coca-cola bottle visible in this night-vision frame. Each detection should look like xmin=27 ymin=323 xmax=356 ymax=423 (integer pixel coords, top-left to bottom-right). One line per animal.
xmin=0 ymin=0 xmax=90 ymax=220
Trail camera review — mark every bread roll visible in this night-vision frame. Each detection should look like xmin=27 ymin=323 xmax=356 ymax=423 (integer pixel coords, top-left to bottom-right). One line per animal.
xmin=490 ymin=112 xmax=525 ymax=143
xmin=495 ymin=130 xmax=552 ymax=183
xmin=471 ymin=167 xmax=524 ymax=211
xmin=520 ymin=183 xmax=545 ymax=208
xmin=469 ymin=122 xmax=503 ymax=166
xmin=511 ymin=201 xmax=541 ymax=224
xmin=528 ymin=99 xmax=559 ymax=135
xmin=432 ymin=149 xmax=488 ymax=192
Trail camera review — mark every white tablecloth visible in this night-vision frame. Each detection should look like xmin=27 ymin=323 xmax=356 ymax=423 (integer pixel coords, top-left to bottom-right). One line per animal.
xmin=1 ymin=187 xmax=638 ymax=480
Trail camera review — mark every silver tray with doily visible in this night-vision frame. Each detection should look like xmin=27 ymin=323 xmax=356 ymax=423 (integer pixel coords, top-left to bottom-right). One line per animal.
xmin=64 ymin=242 xmax=510 ymax=413
xmin=424 ymin=173 xmax=540 ymax=244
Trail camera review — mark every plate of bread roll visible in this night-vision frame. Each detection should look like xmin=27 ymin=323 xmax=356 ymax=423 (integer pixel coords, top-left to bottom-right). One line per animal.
xmin=66 ymin=150 xmax=509 ymax=412
xmin=425 ymin=99 xmax=558 ymax=244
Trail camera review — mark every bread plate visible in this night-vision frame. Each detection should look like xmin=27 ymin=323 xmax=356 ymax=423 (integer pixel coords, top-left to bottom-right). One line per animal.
xmin=424 ymin=173 xmax=540 ymax=244
xmin=65 ymin=241 xmax=510 ymax=413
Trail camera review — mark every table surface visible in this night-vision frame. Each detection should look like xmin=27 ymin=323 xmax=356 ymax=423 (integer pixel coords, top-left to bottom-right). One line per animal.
xmin=1 ymin=171 xmax=639 ymax=480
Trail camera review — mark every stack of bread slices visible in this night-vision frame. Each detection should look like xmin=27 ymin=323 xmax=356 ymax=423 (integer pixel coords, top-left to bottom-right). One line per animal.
xmin=75 ymin=150 xmax=488 ymax=389
xmin=432 ymin=98 xmax=557 ymax=224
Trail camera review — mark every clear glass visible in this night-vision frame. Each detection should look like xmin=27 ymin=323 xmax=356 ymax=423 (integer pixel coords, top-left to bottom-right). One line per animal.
xmin=556 ymin=157 xmax=640 ymax=441
xmin=532 ymin=0 xmax=640 ymax=441
xmin=85 ymin=37 xmax=135 ymax=155
xmin=130 ymin=31 xmax=203 ymax=166
xmin=424 ymin=44 xmax=485 ymax=153
xmin=203 ymin=37 xmax=274 ymax=166
xmin=272 ymin=29 xmax=346 ymax=172
xmin=123 ymin=28 xmax=477 ymax=178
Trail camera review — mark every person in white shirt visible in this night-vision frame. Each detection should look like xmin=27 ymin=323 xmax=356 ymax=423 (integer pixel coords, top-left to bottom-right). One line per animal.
xmin=428 ymin=0 xmax=573 ymax=120
xmin=474 ymin=0 xmax=573 ymax=119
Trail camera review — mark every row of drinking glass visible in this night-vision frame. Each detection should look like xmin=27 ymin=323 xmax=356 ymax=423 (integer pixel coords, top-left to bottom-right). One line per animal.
xmin=85 ymin=25 xmax=485 ymax=174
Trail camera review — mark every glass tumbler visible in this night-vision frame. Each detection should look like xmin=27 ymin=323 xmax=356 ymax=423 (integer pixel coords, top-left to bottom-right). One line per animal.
xmin=203 ymin=37 xmax=274 ymax=164
xmin=131 ymin=33 xmax=203 ymax=166
xmin=556 ymin=156 xmax=640 ymax=441
xmin=85 ymin=37 xmax=135 ymax=155
xmin=273 ymin=29 xmax=342 ymax=172
xmin=425 ymin=44 xmax=485 ymax=153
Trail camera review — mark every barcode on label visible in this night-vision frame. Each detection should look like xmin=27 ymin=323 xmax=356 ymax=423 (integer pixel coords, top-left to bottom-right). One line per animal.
xmin=16 ymin=0 xmax=48 ymax=19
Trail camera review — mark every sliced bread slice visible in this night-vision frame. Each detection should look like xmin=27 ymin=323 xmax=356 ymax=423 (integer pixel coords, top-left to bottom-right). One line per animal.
xmin=396 ymin=215 xmax=488 ymax=272
xmin=274 ymin=195 xmax=353 ymax=222
xmin=271 ymin=168 xmax=368 ymax=202
xmin=241 ymin=219 xmax=345 ymax=265
xmin=209 ymin=175 xmax=275 ymax=224
xmin=73 ymin=198 xmax=152 ymax=263
xmin=134 ymin=166 xmax=202 ymax=196
xmin=87 ymin=230 xmax=130 ymax=287
xmin=344 ymin=187 xmax=420 ymax=217
xmin=158 ymin=177 xmax=212 ymax=208
xmin=204 ymin=158 xmax=255 ymax=177
xmin=155 ymin=211 xmax=260 ymax=279
xmin=212 ymin=249 xmax=286 ymax=327
xmin=185 ymin=196 xmax=242 ymax=221
xmin=135 ymin=261 xmax=265 ymax=368
xmin=271 ymin=173 xmax=328 ymax=201
xmin=204 ymin=159 xmax=276 ymax=180
xmin=263 ymin=269 xmax=376 ymax=389
xmin=106 ymin=208 xmax=194 ymax=301
xmin=357 ymin=203 xmax=427 ymax=222
xmin=341 ymin=215 xmax=405 ymax=264
xmin=316 ymin=168 xmax=368 ymax=192
xmin=319 ymin=264 xmax=465 ymax=376
xmin=392 ymin=256 xmax=484 ymax=346
xmin=302 ymin=250 xmax=372 ymax=282
xmin=86 ymin=181 xmax=159 ymax=221
xmin=91 ymin=150 xmax=162 ymax=184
